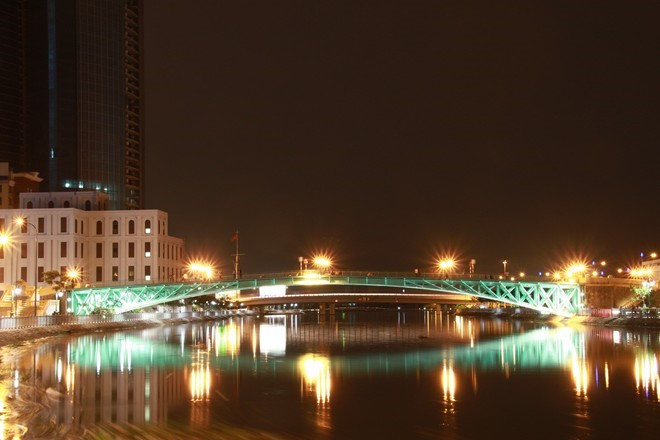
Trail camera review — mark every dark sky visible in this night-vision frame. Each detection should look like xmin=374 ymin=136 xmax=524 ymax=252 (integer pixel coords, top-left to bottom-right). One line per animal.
xmin=143 ymin=0 xmax=659 ymax=276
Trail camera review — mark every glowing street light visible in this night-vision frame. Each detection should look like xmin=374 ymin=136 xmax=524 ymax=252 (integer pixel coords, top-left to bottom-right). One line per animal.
xmin=186 ymin=260 xmax=215 ymax=281
xmin=312 ymin=255 xmax=332 ymax=271
xmin=651 ymin=252 xmax=658 ymax=259
xmin=0 ymin=231 xmax=11 ymax=247
xmin=437 ymin=258 xmax=456 ymax=273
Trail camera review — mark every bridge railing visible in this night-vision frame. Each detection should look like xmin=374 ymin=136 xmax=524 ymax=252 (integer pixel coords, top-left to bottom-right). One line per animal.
xmin=79 ymin=271 xmax=559 ymax=290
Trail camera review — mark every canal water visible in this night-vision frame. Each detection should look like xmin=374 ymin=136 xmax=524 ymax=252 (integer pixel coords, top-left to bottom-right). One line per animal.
xmin=0 ymin=312 xmax=659 ymax=439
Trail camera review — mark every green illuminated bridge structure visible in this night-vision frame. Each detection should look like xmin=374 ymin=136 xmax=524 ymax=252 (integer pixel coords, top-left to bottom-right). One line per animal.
xmin=71 ymin=272 xmax=583 ymax=316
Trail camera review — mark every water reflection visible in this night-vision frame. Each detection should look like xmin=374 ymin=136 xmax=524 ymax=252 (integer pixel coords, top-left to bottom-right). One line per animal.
xmin=634 ymin=353 xmax=659 ymax=400
xmin=440 ymin=361 xmax=456 ymax=402
xmin=299 ymin=354 xmax=331 ymax=405
xmin=0 ymin=312 xmax=659 ymax=438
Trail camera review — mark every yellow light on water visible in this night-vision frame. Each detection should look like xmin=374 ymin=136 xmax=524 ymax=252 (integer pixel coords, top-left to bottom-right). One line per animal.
xmin=572 ymin=358 xmax=589 ymax=396
xmin=441 ymin=362 xmax=456 ymax=402
xmin=190 ymin=364 xmax=211 ymax=402
xmin=634 ymin=353 xmax=659 ymax=398
xmin=299 ymin=354 xmax=331 ymax=404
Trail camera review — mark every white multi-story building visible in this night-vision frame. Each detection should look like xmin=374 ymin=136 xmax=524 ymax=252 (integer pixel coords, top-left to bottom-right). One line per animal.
xmin=0 ymin=192 xmax=185 ymax=313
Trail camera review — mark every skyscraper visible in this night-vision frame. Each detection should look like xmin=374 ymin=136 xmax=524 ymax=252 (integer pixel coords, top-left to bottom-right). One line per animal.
xmin=0 ymin=0 xmax=144 ymax=209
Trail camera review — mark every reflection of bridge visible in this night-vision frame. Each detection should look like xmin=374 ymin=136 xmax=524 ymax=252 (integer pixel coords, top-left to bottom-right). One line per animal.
xmin=65 ymin=320 xmax=582 ymax=372
xmin=71 ymin=272 xmax=582 ymax=316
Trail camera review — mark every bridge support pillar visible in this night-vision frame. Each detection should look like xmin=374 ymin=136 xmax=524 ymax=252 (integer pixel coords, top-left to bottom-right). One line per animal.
xmin=319 ymin=304 xmax=326 ymax=315
xmin=329 ymin=303 xmax=336 ymax=315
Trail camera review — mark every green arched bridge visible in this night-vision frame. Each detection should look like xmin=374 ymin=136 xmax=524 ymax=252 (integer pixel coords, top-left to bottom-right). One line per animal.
xmin=71 ymin=272 xmax=582 ymax=316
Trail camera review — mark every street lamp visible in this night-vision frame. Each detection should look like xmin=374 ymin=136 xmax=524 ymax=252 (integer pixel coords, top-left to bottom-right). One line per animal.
xmin=502 ymin=260 xmax=508 ymax=275
xmin=14 ymin=217 xmax=39 ymax=316
xmin=63 ymin=267 xmax=81 ymax=314
xmin=437 ymin=258 xmax=456 ymax=275
xmin=312 ymin=255 xmax=333 ymax=273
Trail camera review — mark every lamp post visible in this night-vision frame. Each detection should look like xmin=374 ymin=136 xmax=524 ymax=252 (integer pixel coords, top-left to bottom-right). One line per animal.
xmin=0 ymin=231 xmax=12 ymax=316
xmin=502 ymin=260 xmax=508 ymax=276
xmin=14 ymin=217 xmax=39 ymax=316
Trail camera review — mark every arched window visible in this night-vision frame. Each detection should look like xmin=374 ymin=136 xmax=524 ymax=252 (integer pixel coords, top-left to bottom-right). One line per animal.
xmin=63 ymin=201 xmax=70 ymax=208
xmin=112 ymin=220 xmax=119 ymax=235
xmin=85 ymin=200 xmax=91 ymax=211
xmin=48 ymin=201 xmax=54 ymax=208
xmin=129 ymin=220 xmax=135 ymax=234
xmin=144 ymin=219 xmax=151 ymax=234
xmin=96 ymin=220 xmax=103 ymax=235
xmin=26 ymin=201 xmax=33 ymax=209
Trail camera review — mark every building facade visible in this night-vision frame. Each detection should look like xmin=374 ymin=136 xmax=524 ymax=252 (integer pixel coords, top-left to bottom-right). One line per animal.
xmin=0 ymin=0 xmax=145 ymax=210
xmin=0 ymin=192 xmax=183 ymax=315
xmin=0 ymin=162 xmax=42 ymax=209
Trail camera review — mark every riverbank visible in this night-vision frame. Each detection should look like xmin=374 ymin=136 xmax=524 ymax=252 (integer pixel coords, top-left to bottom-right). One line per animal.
xmin=457 ymin=307 xmax=660 ymax=329
xmin=0 ymin=314 xmax=229 ymax=347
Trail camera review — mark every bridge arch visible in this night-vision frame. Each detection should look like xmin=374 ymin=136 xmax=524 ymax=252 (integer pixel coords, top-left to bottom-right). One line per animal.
xmin=71 ymin=273 xmax=582 ymax=316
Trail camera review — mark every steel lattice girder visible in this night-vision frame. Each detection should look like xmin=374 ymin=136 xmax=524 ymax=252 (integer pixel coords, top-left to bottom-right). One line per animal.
xmin=71 ymin=277 xmax=582 ymax=316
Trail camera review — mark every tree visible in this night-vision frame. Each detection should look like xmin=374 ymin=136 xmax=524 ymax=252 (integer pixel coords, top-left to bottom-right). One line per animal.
xmin=631 ymin=285 xmax=654 ymax=308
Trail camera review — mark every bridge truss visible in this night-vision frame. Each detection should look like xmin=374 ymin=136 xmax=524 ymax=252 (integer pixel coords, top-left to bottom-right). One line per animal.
xmin=71 ymin=274 xmax=582 ymax=316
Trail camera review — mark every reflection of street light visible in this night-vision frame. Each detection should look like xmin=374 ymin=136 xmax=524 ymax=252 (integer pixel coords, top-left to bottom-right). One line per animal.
xmin=14 ymin=217 xmax=39 ymax=316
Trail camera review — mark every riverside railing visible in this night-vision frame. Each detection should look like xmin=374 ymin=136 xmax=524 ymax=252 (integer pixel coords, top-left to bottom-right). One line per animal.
xmin=0 ymin=310 xmax=228 ymax=331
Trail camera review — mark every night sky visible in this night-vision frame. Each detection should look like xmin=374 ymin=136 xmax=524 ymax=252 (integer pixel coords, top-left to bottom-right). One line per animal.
xmin=144 ymin=0 xmax=659 ymax=276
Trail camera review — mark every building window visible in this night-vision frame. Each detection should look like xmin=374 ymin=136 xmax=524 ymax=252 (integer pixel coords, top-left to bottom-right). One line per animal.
xmin=38 ymin=267 xmax=44 ymax=282
xmin=20 ymin=243 xmax=27 ymax=259
xmin=128 ymin=266 xmax=135 ymax=281
xmin=112 ymin=220 xmax=118 ymax=235
xmin=20 ymin=221 xmax=27 ymax=233
xmin=145 ymin=242 xmax=151 ymax=257
xmin=145 ymin=219 xmax=151 ymax=234
xmin=38 ymin=242 xmax=44 ymax=259
xmin=129 ymin=242 xmax=135 ymax=258
xmin=0 ymin=267 xmax=4 ymax=283
xmin=60 ymin=217 xmax=67 ymax=233
xmin=81 ymin=221 xmax=84 ymax=234
xmin=64 ymin=201 xmax=70 ymax=208
xmin=61 ymin=242 xmax=67 ymax=258
xmin=75 ymin=242 xmax=78 ymax=258
xmin=0 ymin=219 xmax=4 ymax=229
xmin=96 ymin=220 xmax=103 ymax=235
xmin=74 ymin=219 xmax=78 ymax=233
xmin=112 ymin=266 xmax=119 ymax=281
xmin=145 ymin=265 xmax=151 ymax=281
xmin=38 ymin=217 xmax=44 ymax=233
xmin=96 ymin=243 xmax=103 ymax=258
xmin=20 ymin=267 xmax=27 ymax=281
xmin=0 ymin=247 xmax=3 ymax=259
xmin=27 ymin=201 xmax=33 ymax=209
xmin=112 ymin=242 xmax=119 ymax=258
xmin=81 ymin=243 xmax=84 ymax=258
xmin=48 ymin=201 xmax=54 ymax=208
xmin=85 ymin=200 xmax=91 ymax=211
xmin=96 ymin=266 xmax=103 ymax=282
xmin=129 ymin=220 xmax=135 ymax=234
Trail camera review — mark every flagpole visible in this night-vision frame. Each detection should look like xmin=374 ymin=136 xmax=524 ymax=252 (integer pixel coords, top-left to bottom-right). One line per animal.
xmin=233 ymin=229 xmax=240 ymax=279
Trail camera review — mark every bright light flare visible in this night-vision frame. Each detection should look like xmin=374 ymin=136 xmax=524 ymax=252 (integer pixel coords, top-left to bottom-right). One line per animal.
xmin=66 ymin=267 xmax=81 ymax=282
xmin=0 ymin=230 xmax=12 ymax=247
xmin=629 ymin=267 xmax=653 ymax=279
xmin=312 ymin=255 xmax=332 ymax=269
xmin=13 ymin=217 xmax=25 ymax=227
xmin=186 ymin=259 xmax=216 ymax=280
xmin=437 ymin=258 xmax=456 ymax=272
